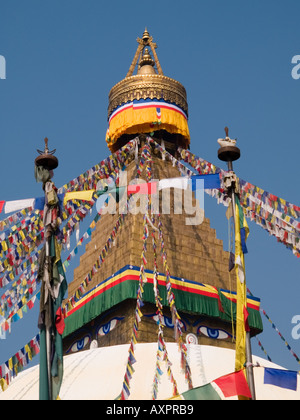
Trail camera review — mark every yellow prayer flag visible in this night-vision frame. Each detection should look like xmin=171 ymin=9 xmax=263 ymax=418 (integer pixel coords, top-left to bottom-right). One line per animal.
xmin=0 ymin=378 xmax=8 ymax=392
xmin=1 ymin=241 xmax=8 ymax=252
xmin=8 ymin=358 xmax=13 ymax=370
xmin=234 ymin=199 xmax=248 ymax=373
xmin=25 ymin=344 xmax=32 ymax=361
xmin=63 ymin=190 xmax=95 ymax=206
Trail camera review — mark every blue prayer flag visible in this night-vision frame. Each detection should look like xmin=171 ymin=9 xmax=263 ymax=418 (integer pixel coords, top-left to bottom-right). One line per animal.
xmin=190 ymin=174 xmax=220 ymax=190
xmin=264 ymin=368 xmax=298 ymax=391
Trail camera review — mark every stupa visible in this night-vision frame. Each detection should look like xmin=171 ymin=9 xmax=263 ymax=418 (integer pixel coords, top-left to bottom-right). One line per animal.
xmin=60 ymin=30 xmax=263 ymax=399
xmin=2 ymin=30 xmax=299 ymax=401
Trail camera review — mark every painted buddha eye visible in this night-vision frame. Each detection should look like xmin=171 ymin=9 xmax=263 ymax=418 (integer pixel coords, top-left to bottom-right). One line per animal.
xmin=197 ymin=326 xmax=231 ymax=340
xmin=97 ymin=317 xmax=124 ymax=336
xmin=67 ymin=335 xmax=91 ymax=353
xmin=151 ymin=314 xmax=186 ymax=331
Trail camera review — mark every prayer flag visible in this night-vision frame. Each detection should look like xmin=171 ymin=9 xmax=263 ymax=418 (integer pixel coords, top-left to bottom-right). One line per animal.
xmin=190 ymin=174 xmax=221 ymax=190
xmin=171 ymin=370 xmax=251 ymax=400
xmin=128 ymin=182 xmax=157 ymax=195
xmin=5 ymin=199 xmax=35 ymax=214
xmin=173 ymin=383 xmax=221 ymax=400
xmin=158 ymin=177 xmax=188 ymax=190
xmin=0 ymin=201 xmax=4 ymax=213
xmin=264 ymin=368 xmax=298 ymax=391
xmin=39 ymin=236 xmax=68 ymax=401
xmin=63 ymin=190 xmax=95 ymax=206
xmin=234 ymin=195 xmax=249 ymax=372
xmin=236 ymin=198 xmax=249 ymax=254
xmin=34 ymin=197 xmax=45 ymax=210
xmin=213 ymin=370 xmax=252 ymax=399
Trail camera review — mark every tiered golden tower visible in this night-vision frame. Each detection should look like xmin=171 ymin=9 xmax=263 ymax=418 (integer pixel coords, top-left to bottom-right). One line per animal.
xmin=62 ymin=30 xmax=262 ymax=356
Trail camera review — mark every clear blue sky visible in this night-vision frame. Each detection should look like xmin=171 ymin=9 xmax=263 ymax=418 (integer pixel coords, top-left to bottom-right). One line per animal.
xmin=1 ymin=0 xmax=300 ymax=375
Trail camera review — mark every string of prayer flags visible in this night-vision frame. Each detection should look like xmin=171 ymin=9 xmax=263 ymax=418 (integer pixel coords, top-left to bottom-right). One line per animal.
xmin=245 ymin=283 xmax=300 ymax=366
xmin=151 ymin=142 xmax=193 ymax=393
xmin=239 ymin=178 xmax=300 ymax=220
xmin=0 ymin=144 xmax=134 ymax=302
xmin=151 ymin=220 xmax=179 ymax=400
xmin=177 ymin=146 xmax=300 ymax=258
xmin=0 ymin=334 xmax=40 ymax=391
xmin=158 ymin=213 xmax=193 ymax=389
xmin=63 ymin=211 xmax=127 ymax=312
xmin=0 ymin=137 xmax=137 ymax=223
xmin=62 ymin=197 xmax=111 ymax=272
xmin=255 ymin=336 xmax=273 ymax=363
xmin=0 ymin=141 xmax=137 ymax=343
xmin=0 ymin=292 xmax=40 ymax=337
xmin=1 ymin=191 xmax=94 ymax=216
xmin=120 ymin=149 xmax=152 ymax=400
xmin=133 ymin=139 xmax=194 ymax=390
xmin=260 ymin=307 xmax=300 ymax=365
xmin=57 ymin=138 xmax=138 ymax=196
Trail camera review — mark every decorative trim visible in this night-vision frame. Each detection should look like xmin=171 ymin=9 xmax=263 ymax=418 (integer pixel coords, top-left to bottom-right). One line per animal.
xmin=108 ymin=74 xmax=188 ymax=118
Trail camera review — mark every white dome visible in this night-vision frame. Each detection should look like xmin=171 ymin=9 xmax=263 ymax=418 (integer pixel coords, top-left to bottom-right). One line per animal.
xmin=0 ymin=343 xmax=299 ymax=400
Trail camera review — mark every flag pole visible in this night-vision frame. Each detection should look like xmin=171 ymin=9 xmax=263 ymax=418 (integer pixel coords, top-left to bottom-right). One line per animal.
xmin=35 ymin=138 xmax=59 ymax=401
xmin=218 ymin=127 xmax=256 ymax=400
xmin=45 ymin=238 xmax=52 ymax=400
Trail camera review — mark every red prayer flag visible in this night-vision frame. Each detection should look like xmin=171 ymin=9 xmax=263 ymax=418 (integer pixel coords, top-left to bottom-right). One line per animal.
xmin=55 ymin=307 xmax=65 ymax=335
xmin=213 ymin=370 xmax=252 ymax=399
xmin=27 ymin=300 xmax=34 ymax=310
xmin=2 ymin=321 xmax=10 ymax=332
xmin=243 ymin=305 xmax=250 ymax=332
xmin=0 ymin=201 xmax=4 ymax=213
xmin=127 ymin=182 xmax=157 ymax=195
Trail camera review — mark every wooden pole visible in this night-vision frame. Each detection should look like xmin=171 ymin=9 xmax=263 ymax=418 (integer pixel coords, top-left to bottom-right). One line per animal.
xmin=218 ymin=128 xmax=256 ymax=400
xmin=227 ymin=162 xmax=256 ymax=400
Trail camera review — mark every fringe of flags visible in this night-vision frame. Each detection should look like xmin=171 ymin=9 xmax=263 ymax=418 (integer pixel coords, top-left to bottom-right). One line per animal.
xmin=1 ymin=135 xmax=300 ymax=395
xmin=178 ymin=147 xmax=300 ymax=258
xmin=151 ymin=218 xmax=179 ymax=400
xmin=0 ymin=334 xmax=40 ymax=392
xmin=120 ymin=143 xmax=153 ymax=400
xmin=120 ymin=143 xmax=193 ymax=400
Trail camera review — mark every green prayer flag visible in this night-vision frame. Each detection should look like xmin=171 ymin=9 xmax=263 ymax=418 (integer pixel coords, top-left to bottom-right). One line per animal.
xmin=181 ymin=383 xmax=221 ymax=400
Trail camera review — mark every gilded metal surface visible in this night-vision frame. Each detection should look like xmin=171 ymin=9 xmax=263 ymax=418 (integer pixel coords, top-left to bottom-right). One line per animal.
xmin=108 ymin=74 xmax=188 ymax=118
xmin=109 ymin=29 xmax=188 ymax=118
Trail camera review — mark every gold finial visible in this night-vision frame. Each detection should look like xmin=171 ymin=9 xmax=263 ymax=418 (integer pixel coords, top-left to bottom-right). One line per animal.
xmin=137 ymin=47 xmax=156 ymax=75
xmin=139 ymin=48 xmax=155 ymax=67
xmin=142 ymin=28 xmax=150 ymax=43
xmin=127 ymin=29 xmax=163 ymax=77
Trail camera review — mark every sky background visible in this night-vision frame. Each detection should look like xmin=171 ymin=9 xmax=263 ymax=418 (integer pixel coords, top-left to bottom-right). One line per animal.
xmin=1 ymin=0 xmax=300 ymax=379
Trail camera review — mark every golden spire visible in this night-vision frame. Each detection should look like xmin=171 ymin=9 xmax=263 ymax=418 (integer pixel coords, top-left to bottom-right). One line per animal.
xmin=137 ymin=48 xmax=156 ymax=75
xmin=126 ymin=28 xmax=163 ymax=77
xmin=106 ymin=29 xmax=190 ymax=152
